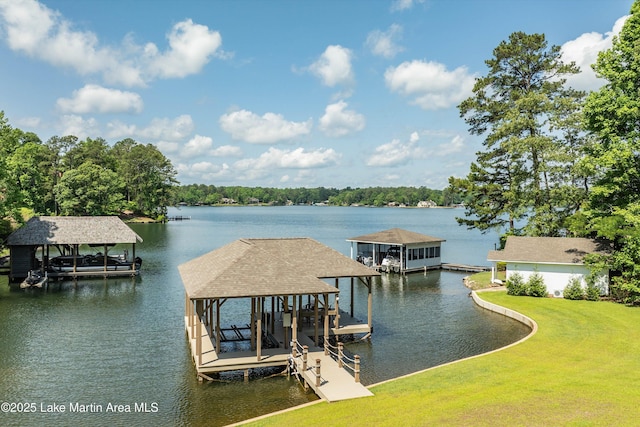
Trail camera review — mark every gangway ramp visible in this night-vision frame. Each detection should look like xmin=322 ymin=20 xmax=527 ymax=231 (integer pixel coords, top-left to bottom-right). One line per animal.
xmin=291 ymin=346 xmax=373 ymax=402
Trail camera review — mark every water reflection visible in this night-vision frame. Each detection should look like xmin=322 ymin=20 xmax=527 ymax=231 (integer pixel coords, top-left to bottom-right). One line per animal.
xmin=0 ymin=207 xmax=530 ymax=426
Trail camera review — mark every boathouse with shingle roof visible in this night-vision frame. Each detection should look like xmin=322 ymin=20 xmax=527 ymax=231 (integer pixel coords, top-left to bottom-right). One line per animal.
xmin=178 ymin=237 xmax=380 ymax=382
xmin=347 ymin=228 xmax=445 ymax=273
xmin=7 ymin=216 xmax=142 ymax=280
xmin=487 ymin=236 xmax=611 ymax=297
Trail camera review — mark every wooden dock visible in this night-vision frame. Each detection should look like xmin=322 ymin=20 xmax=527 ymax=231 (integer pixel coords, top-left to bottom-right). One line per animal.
xmin=290 ymin=345 xmax=373 ymax=402
xmin=441 ymin=263 xmax=490 ymax=273
xmin=185 ymin=315 xmax=373 ymax=402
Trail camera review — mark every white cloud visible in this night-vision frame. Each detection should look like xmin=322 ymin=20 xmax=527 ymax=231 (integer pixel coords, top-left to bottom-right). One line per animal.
xmin=211 ymin=145 xmax=242 ymax=157
xmin=366 ymin=24 xmax=404 ymax=59
xmin=436 ymin=134 xmax=465 ymax=156
xmin=177 ymin=161 xmax=230 ymax=181
xmin=219 ymin=109 xmax=312 ymax=144
xmin=385 ymin=60 xmax=475 ymax=110
xmin=58 ymin=114 xmax=99 ymax=139
xmin=181 ymin=134 xmax=213 ymax=157
xmin=234 ymin=147 xmax=340 ymax=171
xmin=308 ymin=45 xmax=354 ymax=87
xmin=16 ymin=116 xmax=41 ymax=128
xmin=145 ymin=19 xmax=223 ymax=79
xmin=0 ymin=1 xmax=223 ymax=86
xmin=367 ymin=135 xmax=422 ymax=167
xmin=390 ymin=0 xmax=425 ymax=12
xmin=561 ymin=15 xmax=629 ymax=91
xmin=319 ymin=101 xmax=365 ymax=137
xmin=156 ymin=141 xmax=179 ymax=153
xmin=107 ymin=114 xmax=194 ymax=141
xmin=56 ymin=84 xmax=143 ymax=114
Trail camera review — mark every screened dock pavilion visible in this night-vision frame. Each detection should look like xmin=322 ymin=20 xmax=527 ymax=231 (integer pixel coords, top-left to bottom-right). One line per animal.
xmin=347 ymin=228 xmax=445 ymax=273
xmin=179 ymin=237 xmax=380 ymax=389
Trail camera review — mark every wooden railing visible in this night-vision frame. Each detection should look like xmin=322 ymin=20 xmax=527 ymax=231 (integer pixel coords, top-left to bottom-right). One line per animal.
xmin=324 ymin=341 xmax=361 ymax=383
xmin=291 ymin=339 xmax=363 ymax=384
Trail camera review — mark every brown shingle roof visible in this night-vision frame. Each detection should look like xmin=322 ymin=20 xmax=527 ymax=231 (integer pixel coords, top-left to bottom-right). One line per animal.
xmin=7 ymin=216 xmax=142 ymax=245
xmin=347 ymin=228 xmax=445 ymax=245
xmin=487 ymin=236 xmax=610 ymax=265
xmin=179 ymin=237 xmax=380 ymax=299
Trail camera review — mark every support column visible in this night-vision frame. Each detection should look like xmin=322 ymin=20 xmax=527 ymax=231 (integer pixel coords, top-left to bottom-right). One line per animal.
xmin=250 ymin=298 xmax=256 ymax=350
xmin=283 ymin=296 xmax=289 ymax=350
xmin=314 ymin=293 xmax=319 ymax=346
xmin=323 ymin=294 xmax=329 ymax=344
xmin=350 ymin=277 xmax=355 ymax=318
xmin=256 ymin=297 xmax=262 ymax=361
xmin=367 ymin=278 xmax=373 ymax=330
xmin=292 ymin=295 xmax=298 ymax=346
xmin=215 ymin=299 xmax=221 ymax=352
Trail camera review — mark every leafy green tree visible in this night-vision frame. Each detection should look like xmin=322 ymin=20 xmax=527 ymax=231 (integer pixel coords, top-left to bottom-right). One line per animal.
xmin=46 ymin=135 xmax=79 ymax=214
xmin=63 ymin=137 xmax=115 ymax=171
xmin=6 ymin=140 xmax=55 ymax=214
xmin=121 ymin=143 xmax=177 ymax=218
xmin=450 ymin=32 xmax=587 ymax=236
xmin=54 ymin=162 xmax=124 ymax=216
xmin=579 ymin=1 xmax=640 ymax=303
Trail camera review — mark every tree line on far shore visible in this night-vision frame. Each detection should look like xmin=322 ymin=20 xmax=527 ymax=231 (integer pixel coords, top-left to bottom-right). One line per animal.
xmin=170 ymin=184 xmax=458 ymax=207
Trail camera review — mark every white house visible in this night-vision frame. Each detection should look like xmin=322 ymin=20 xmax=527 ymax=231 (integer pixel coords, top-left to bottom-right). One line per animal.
xmin=487 ymin=236 xmax=610 ymax=297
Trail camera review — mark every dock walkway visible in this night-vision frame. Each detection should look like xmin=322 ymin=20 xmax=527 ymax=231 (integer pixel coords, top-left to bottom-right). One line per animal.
xmin=185 ymin=315 xmax=373 ymax=401
xmin=291 ymin=348 xmax=373 ymax=402
xmin=441 ymin=263 xmax=490 ymax=273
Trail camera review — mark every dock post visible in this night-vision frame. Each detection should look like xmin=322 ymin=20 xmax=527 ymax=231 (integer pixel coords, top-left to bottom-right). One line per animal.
xmin=302 ymin=346 xmax=308 ymax=371
xmin=315 ymin=359 xmax=321 ymax=388
xmin=244 ymin=369 xmax=249 ymax=382
xmin=354 ymin=355 xmax=361 ymax=383
xmin=338 ymin=342 xmax=344 ymax=368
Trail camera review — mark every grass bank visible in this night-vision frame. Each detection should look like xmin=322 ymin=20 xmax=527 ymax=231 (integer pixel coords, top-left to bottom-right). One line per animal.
xmin=243 ymin=292 xmax=640 ymax=426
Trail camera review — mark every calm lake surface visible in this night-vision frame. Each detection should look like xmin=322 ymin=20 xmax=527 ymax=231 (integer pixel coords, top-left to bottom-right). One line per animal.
xmin=0 ymin=206 xmax=530 ymax=426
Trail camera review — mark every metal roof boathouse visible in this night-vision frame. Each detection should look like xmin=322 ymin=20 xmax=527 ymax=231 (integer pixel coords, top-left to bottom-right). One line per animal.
xmin=347 ymin=228 xmax=445 ymax=273
xmin=7 ymin=216 xmax=142 ymax=281
xmin=179 ymin=237 xmax=379 ymax=401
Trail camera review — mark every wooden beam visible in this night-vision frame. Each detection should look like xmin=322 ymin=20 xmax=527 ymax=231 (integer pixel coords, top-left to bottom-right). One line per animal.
xmin=314 ymin=293 xmax=319 ymax=346
xmin=256 ymin=297 xmax=262 ymax=361
xmin=350 ymin=277 xmax=355 ymax=318
xmin=216 ymin=299 xmax=221 ymax=352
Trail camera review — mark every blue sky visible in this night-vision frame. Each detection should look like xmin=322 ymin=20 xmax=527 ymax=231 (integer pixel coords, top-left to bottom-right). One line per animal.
xmin=0 ymin=0 xmax=633 ymax=189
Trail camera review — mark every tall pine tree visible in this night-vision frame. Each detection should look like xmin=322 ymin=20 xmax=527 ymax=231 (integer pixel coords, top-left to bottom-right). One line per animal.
xmin=450 ymin=32 xmax=588 ymax=238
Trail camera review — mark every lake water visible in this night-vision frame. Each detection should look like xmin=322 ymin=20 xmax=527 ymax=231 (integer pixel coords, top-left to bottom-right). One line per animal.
xmin=0 ymin=206 xmax=529 ymax=426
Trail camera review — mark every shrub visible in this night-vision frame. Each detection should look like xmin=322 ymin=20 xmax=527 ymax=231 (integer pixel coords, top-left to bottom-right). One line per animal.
xmin=506 ymin=272 xmax=526 ymax=296
xmin=526 ymin=272 xmax=547 ymax=297
xmin=563 ymin=276 xmax=585 ymax=300
xmin=584 ymin=275 xmax=602 ymax=301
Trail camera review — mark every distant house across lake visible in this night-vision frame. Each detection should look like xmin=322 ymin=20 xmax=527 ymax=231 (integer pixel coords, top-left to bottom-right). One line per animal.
xmin=488 ymin=236 xmax=611 ymax=297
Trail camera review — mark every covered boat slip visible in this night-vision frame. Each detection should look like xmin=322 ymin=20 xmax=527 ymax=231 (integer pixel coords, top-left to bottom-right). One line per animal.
xmin=6 ymin=216 xmax=142 ymax=280
xmin=179 ymin=238 xmax=379 ymax=400
xmin=347 ymin=228 xmax=445 ymax=273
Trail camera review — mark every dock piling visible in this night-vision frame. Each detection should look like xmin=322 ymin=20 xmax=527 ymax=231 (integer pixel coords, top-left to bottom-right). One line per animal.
xmin=315 ymin=359 xmax=321 ymax=388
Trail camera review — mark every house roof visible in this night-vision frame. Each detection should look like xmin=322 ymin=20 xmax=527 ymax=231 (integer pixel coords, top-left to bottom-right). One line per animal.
xmin=179 ymin=237 xmax=380 ymax=299
xmin=347 ymin=228 xmax=445 ymax=245
xmin=487 ymin=236 xmax=610 ymax=265
xmin=7 ymin=216 xmax=143 ymax=245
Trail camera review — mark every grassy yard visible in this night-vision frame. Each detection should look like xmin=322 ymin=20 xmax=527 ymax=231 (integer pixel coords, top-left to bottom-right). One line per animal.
xmin=243 ymin=292 xmax=640 ymax=426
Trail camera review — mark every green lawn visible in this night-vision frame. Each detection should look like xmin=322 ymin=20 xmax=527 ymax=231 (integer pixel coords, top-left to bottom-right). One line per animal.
xmin=243 ymin=292 xmax=640 ymax=426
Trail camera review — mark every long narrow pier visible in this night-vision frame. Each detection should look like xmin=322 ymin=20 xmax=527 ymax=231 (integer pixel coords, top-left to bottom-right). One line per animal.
xmin=441 ymin=263 xmax=490 ymax=273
